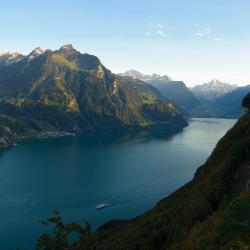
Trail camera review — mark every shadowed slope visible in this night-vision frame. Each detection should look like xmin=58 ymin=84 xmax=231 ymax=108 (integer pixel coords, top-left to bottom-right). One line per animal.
xmin=97 ymin=100 xmax=250 ymax=249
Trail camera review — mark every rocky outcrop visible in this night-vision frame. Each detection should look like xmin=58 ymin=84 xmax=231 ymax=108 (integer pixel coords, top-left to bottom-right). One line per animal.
xmin=0 ymin=133 xmax=13 ymax=147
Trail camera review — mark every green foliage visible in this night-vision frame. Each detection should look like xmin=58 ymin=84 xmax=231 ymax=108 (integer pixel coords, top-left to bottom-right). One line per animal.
xmin=219 ymin=192 xmax=250 ymax=239
xmin=36 ymin=211 xmax=97 ymax=250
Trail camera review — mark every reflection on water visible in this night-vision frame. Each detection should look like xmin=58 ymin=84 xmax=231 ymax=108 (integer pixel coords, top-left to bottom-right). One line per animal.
xmin=0 ymin=118 xmax=236 ymax=250
xmin=37 ymin=126 xmax=184 ymax=146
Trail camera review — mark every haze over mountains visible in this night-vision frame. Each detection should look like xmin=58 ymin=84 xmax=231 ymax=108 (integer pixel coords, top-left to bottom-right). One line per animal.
xmin=121 ymin=70 xmax=249 ymax=118
xmin=191 ymin=85 xmax=250 ymax=118
xmin=120 ymin=70 xmax=172 ymax=82
xmin=0 ymin=45 xmax=186 ymax=147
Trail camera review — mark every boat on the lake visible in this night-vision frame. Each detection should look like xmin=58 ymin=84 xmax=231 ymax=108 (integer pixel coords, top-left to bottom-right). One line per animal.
xmin=96 ymin=203 xmax=109 ymax=210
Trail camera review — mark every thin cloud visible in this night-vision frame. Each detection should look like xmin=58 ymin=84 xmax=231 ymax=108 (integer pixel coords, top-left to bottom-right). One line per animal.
xmin=195 ymin=28 xmax=212 ymax=37
xmin=113 ymin=34 xmax=123 ymax=42
xmin=145 ymin=22 xmax=167 ymax=38
xmin=156 ymin=24 xmax=164 ymax=28
xmin=157 ymin=30 xmax=167 ymax=38
xmin=206 ymin=28 xmax=212 ymax=34
xmin=195 ymin=31 xmax=205 ymax=36
xmin=195 ymin=28 xmax=222 ymax=41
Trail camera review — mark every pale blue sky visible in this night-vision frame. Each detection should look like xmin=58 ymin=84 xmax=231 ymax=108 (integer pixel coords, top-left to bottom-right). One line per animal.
xmin=1 ymin=0 xmax=250 ymax=86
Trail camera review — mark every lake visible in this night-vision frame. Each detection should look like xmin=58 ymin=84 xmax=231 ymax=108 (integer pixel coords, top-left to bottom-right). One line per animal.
xmin=0 ymin=118 xmax=236 ymax=250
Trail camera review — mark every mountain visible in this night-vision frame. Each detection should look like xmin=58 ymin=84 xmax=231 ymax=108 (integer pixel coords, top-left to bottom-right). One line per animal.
xmin=27 ymin=47 xmax=46 ymax=61
xmin=147 ymin=80 xmax=199 ymax=112
xmin=242 ymin=91 xmax=250 ymax=109
xmin=120 ymin=73 xmax=247 ymax=118
xmin=0 ymin=45 xmax=186 ymax=147
xmin=191 ymin=79 xmax=237 ymax=101
xmin=119 ymin=70 xmax=172 ymax=82
xmin=191 ymin=85 xmax=250 ymax=118
xmin=0 ymin=51 xmax=24 ymax=67
xmin=120 ymin=70 xmax=199 ymax=112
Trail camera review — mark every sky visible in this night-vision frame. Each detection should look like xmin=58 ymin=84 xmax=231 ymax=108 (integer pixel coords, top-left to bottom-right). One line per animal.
xmin=1 ymin=0 xmax=250 ymax=86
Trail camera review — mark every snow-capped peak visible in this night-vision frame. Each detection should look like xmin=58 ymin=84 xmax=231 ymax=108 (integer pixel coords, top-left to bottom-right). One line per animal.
xmin=0 ymin=51 xmax=24 ymax=65
xmin=0 ymin=51 xmax=8 ymax=56
xmin=210 ymin=79 xmax=221 ymax=86
xmin=27 ymin=47 xmax=45 ymax=61
xmin=33 ymin=47 xmax=44 ymax=54
xmin=120 ymin=70 xmax=172 ymax=82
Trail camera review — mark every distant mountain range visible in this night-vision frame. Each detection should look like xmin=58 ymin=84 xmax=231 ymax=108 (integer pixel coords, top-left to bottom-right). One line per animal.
xmin=191 ymin=85 xmax=250 ymax=118
xmin=120 ymin=70 xmax=172 ymax=82
xmin=0 ymin=45 xmax=186 ymax=147
xmin=120 ymin=70 xmax=198 ymax=111
xmin=190 ymin=79 xmax=237 ymax=101
xmin=121 ymin=70 xmax=248 ymax=118
xmin=0 ymin=51 xmax=248 ymax=147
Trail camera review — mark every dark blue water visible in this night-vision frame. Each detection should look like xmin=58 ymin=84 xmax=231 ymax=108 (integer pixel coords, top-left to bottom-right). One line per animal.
xmin=0 ymin=118 xmax=236 ymax=250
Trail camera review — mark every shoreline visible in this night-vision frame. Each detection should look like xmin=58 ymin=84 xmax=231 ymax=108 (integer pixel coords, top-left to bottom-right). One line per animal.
xmin=0 ymin=120 xmax=188 ymax=149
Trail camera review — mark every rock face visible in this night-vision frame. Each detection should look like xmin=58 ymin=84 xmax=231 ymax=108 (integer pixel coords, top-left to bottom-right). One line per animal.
xmin=0 ymin=45 xmax=187 ymax=144
xmin=0 ymin=134 xmax=13 ymax=147
xmin=0 ymin=126 xmax=13 ymax=148
xmin=242 ymin=91 xmax=250 ymax=109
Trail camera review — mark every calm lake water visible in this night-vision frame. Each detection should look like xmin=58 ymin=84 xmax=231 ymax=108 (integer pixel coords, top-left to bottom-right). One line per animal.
xmin=0 ymin=118 xmax=236 ymax=250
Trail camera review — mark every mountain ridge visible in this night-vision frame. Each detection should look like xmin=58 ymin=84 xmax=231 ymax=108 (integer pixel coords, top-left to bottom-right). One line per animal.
xmin=0 ymin=45 xmax=187 ymax=147
xmin=119 ymin=70 xmax=172 ymax=82
xmin=190 ymin=79 xmax=237 ymax=101
xmin=120 ymin=70 xmax=199 ymax=112
xmin=118 ymin=71 xmax=248 ymax=118
xmin=191 ymin=85 xmax=250 ymax=118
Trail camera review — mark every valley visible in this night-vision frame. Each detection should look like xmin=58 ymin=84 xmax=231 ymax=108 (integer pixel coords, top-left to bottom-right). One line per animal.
xmin=121 ymin=70 xmax=249 ymax=118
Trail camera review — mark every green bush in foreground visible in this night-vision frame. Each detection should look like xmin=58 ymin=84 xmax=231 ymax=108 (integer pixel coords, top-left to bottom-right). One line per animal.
xmin=35 ymin=211 xmax=96 ymax=250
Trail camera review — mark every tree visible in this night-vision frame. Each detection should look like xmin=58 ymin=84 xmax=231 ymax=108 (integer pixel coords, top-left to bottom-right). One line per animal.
xmin=35 ymin=211 xmax=96 ymax=250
